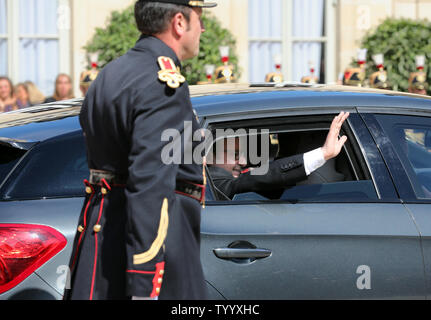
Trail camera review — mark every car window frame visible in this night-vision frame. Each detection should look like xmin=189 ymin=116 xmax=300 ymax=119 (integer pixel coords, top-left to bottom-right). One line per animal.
xmin=0 ymin=145 xmax=30 ymax=192
xmin=0 ymin=130 xmax=89 ymax=201
xmin=360 ymin=111 xmax=431 ymax=204
xmin=202 ymin=110 xmax=399 ymax=205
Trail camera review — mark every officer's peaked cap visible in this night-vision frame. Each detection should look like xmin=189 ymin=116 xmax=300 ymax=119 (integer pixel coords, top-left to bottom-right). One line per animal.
xmin=138 ymin=0 xmax=217 ymax=8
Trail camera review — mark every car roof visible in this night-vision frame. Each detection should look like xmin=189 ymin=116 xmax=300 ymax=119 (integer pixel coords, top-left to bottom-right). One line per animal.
xmin=1 ymin=83 xmax=431 ymax=144
xmin=190 ymin=83 xmax=431 ymax=117
xmin=0 ymin=100 xmax=82 ymax=147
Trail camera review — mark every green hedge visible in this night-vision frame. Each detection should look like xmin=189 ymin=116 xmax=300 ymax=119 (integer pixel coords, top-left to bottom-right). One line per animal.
xmin=353 ymin=18 xmax=431 ymax=92
xmin=84 ymin=6 xmax=239 ymax=85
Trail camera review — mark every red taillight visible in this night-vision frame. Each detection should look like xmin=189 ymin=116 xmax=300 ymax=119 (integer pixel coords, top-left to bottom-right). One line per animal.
xmin=0 ymin=224 xmax=67 ymax=294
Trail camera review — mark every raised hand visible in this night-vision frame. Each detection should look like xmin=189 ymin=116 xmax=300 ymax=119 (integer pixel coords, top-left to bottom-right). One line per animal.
xmin=321 ymin=112 xmax=350 ymax=161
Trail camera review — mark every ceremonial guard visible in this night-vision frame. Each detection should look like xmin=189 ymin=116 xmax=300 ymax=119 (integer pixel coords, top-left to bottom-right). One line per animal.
xmin=214 ymin=46 xmax=235 ymax=83
xmin=65 ymin=0 xmax=217 ymax=300
xmin=408 ymin=55 xmax=428 ymax=95
xmin=197 ymin=64 xmax=215 ymax=84
xmin=369 ymin=53 xmax=390 ymax=89
xmin=265 ymin=54 xmax=283 ymax=83
xmin=343 ymin=48 xmax=367 ymax=87
xmin=301 ymin=61 xmax=318 ymax=84
xmin=79 ymin=54 xmax=100 ymax=96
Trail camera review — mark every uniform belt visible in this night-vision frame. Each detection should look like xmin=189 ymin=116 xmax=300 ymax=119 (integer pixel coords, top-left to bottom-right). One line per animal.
xmin=89 ymin=170 xmax=205 ymax=204
xmin=89 ymin=169 xmax=127 ymax=186
xmin=175 ymin=180 xmax=205 ymax=204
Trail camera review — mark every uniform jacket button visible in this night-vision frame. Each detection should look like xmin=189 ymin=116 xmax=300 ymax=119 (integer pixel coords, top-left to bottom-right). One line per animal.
xmin=85 ymin=187 xmax=92 ymax=194
xmin=93 ymin=224 xmax=102 ymax=233
xmin=77 ymin=225 xmax=84 ymax=233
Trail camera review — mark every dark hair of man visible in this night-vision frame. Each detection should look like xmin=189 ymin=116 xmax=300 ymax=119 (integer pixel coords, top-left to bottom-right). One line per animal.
xmin=134 ymin=1 xmax=192 ymax=35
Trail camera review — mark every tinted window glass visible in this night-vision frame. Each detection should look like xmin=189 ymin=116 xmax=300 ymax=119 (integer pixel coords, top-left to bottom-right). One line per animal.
xmin=2 ymin=132 xmax=89 ymax=200
xmin=0 ymin=145 xmax=26 ymax=185
xmin=376 ymin=114 xmax=431 ymax=199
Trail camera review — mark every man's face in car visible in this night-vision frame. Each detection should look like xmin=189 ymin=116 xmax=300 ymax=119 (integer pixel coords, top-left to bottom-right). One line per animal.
xmin=213 ymin=138 xmax=247 ymax=178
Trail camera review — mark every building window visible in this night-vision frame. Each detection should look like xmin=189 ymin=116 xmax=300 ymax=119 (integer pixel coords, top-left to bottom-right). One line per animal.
xmin=0 ymin=0 xmax=7 ymax=76
xmin=248 ymin=0 xmax=336 ymax=84
xmin=0 ymin=0 xmax=70 ymax=96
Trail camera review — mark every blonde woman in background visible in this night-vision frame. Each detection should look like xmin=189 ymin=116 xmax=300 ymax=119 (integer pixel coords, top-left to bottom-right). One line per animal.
xmin=44 ymin=73 xmax=74 ymax=103
xmin=24 ymin=81 xmax=45 ymax=105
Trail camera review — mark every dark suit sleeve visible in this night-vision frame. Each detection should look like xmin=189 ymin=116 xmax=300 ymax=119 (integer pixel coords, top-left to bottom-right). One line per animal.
xmin=211 ymin=154 xmax=307 ymax=199
xmin=124 ymin=83 xmax=188 ymax=297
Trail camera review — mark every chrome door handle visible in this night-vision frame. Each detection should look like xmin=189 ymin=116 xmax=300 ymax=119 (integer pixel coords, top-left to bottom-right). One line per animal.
xmin=213 ymin=248 xmax=272 ymax=260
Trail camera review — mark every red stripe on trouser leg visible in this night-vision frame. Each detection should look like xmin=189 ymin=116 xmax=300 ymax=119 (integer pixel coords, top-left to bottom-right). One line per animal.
xmin=70 ymin=180 xmax=95 ymax=272
xmin=70 ymin=192 xmax=94 ymax=271
xmin=89 ymin=191 xmax=106 ymax=300
xmin=89 ymin=233 xmax=98 ymax=300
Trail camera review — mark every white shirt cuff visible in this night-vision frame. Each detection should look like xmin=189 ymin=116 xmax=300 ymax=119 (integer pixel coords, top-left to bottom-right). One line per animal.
xmin=303 ymin=147 xmax=326 ymax=176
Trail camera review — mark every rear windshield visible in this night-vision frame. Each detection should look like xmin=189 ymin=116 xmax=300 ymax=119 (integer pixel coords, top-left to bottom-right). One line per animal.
xmin=0 ymin=145 xmax=26 ymax=185
xmin=1 ymin=131 xmax=89 ymax=200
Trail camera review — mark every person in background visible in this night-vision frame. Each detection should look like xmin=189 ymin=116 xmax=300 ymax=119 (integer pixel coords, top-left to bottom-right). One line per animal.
xmin=25 ymin=81 xmax=46 ymax=105
xmin=342 ymin=48 xmax=367 ymax=87
xmin=15 ymin=83 xmax=32 ymax=109
xmin=408 ymin=55 xmax=428 ymax=95
xmin=44 ymin=73 xmax=74 ymax=103
xmin=79 ymin=68 xmax=99 ymax=97
xmin=369 ymin=53 xmax=390 ymax=90
xmin=0 ymin=76 xmax=18 ymax=112
xmin=80 ymin=53 xmax=100 ymax=97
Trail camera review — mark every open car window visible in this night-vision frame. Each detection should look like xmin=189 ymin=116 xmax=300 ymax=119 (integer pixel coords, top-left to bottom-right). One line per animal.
xmin=205 ymin=114 xmax=378 ymax=203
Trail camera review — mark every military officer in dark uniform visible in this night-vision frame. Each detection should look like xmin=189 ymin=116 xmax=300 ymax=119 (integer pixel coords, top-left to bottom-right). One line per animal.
xmin=209 ymin=112 xmax=350 ymax=200
xmin=65 ymin=0 xmax=217 ymax=300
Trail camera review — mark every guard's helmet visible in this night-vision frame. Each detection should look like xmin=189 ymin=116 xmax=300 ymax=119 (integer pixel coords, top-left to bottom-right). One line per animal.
xmin=265 ymin=72 xmax=283 ymax=83
xmin=369 ymin=70 xmax=389 ymax=89
xmin=214 ymin=65 xmax=235 ymax=84
xmin=343 ymin=67 xmax=365 ymax=86
xmin=301 ymin=75 xmax=318 ymax=84
xmin=80 ymin=68 xmax=99 ymax=88
xmin=409 ymin=71 xmax=427 ymax=91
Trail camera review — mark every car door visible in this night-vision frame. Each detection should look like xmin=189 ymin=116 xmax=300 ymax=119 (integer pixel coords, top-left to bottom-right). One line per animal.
xmin=361 ymin=111 xmax=431 ymax=299
xmin=200 ymin=111 xmax=426 ymax=300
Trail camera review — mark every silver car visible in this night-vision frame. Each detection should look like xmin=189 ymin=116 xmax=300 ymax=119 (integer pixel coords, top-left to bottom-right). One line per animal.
xmin=1 ymin=83 xmax=431 ymax=299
